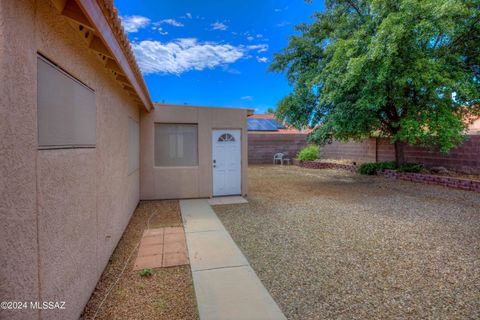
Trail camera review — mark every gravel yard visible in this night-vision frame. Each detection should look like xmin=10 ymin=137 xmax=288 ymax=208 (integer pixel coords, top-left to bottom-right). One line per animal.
xmin=82 ymin=201 xmax=198 ymax=320
xmin=214 ymin=165 xmax=480 ymax=320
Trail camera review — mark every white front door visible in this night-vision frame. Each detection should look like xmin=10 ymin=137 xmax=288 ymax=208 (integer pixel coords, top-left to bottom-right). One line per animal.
xmin=212 ymin=130 xmax=241 ymax=196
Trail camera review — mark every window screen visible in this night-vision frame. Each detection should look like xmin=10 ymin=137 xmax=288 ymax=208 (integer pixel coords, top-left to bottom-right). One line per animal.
xmin=128 ymin=118 xmax=139 ymax=174
xmin=37 ymin=55 xmax=96 ymax=148
xmin=154 ymin=124 xmax=198 ymax=167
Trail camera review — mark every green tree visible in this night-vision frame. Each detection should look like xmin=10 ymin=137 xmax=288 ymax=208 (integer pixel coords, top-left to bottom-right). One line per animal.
xmin=266 ymin=107 xmax=276 ymax=114
xmin=270 ymin=0 xmax=480 ymax=164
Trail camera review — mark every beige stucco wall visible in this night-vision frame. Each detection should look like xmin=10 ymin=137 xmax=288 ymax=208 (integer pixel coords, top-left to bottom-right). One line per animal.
xmin=0 ymin=1 xmax=140 ymax=319
xmin=468 ymin=118 xmax=480 ymax=134
xmin=140 ymin=105 xmax=248 ymax=199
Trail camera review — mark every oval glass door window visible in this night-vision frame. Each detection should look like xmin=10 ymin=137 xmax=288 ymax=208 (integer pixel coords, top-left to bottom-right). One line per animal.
xmin=218 ymin=133 xmax=235 ymax=142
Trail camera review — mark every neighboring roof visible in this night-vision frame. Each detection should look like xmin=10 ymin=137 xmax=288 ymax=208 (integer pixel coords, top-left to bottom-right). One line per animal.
xmin=249 ymin=114 xmax=277 ymax=120
xmin=247 ymin=114 xmax=311 ymax=134
xmin=247 ymin=118 xmax=286 ymax=131
xmin=153 ymin=103 xmax=252 ymax=114
xmin=49 ymin=0 xmax=153 ymax=111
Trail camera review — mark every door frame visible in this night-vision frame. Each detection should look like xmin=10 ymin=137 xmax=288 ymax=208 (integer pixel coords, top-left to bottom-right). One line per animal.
xmin=211 ymin=128 xmax=243 ymax=197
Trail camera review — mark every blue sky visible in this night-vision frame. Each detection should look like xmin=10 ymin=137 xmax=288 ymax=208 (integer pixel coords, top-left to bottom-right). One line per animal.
xmin=116 ymin=0 xmax=325 ymax=113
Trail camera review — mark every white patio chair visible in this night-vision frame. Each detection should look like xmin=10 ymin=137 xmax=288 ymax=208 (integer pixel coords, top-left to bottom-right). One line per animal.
xmin=273 ymin=153 xmax=291 ymax=165
xmin=273 ymin=153 xmax=284 ymax=165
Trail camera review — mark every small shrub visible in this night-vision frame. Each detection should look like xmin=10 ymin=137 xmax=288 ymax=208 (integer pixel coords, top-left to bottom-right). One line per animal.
xmin=139 ymin=268 xmax=154 ymax=277
xmin=358 ymin=163 xmax=376 ymax=175
xmin=358 ymin=161 xmax=396 ymax=175
xmin=297 ymin=145 xmax=320 ymax=161
xmin=398 ymin=163 xmax=422 ymax=173
xmin=378 ymin=161 xmax=396 ymax=171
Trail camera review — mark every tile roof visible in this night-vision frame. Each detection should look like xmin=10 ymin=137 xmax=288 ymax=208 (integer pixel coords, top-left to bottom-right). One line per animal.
xmin=97 ymin=0 xmax=152 ymax=110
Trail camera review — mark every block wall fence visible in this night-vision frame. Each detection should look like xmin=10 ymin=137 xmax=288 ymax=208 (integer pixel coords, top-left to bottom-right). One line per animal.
xmin=249 ymin=133 xmax=480 ymax=171
xmin=248 ymin=133 xmax=309 ymax=164
xmin=321 ymin=136 xmax=480 ymax=170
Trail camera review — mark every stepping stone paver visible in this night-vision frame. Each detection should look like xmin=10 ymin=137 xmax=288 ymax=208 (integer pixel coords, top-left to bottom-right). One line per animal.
xmin=133 ymin=227 xmax=189 ymax=270
xmin=137 ymin=243 xmax=163 ymax=257
xmin=134 ymin=253 xmax=163 ymax=270
xmin=163 ymin=252 xmax=189 ymax=267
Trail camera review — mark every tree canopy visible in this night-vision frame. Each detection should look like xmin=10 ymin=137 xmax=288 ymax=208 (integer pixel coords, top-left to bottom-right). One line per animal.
xmin=270 ymin=0 xmax=480 ymax=163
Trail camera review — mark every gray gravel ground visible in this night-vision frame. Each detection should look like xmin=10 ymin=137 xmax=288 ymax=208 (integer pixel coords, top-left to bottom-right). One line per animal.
xmin=213 ymin=165 xmax=480 ymax=320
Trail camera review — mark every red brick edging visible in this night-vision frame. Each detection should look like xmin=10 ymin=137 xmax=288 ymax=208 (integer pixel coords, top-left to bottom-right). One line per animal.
xmin=379 ymin=170 xmax=480 ymax=192
xmin=293 ymin=159 xmax=358 ymax=172
xmin=293 ymin=160 xmax=480 ymax=192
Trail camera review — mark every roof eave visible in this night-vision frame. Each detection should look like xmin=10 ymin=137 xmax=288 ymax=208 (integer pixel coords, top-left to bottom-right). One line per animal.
xmin=51 ymin=0 xmax=153 ymax=112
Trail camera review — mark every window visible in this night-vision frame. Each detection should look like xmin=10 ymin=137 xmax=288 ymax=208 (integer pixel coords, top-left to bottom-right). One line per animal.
xmin=128 ymin=118 xmax=139 ymax=174
xmin=37 ymin=55 xmax=96 ymax=148
xmin=154 ymin=124 xmax=198 ymax=167
xmin=218 ymin=133 xmax=235 ymax=142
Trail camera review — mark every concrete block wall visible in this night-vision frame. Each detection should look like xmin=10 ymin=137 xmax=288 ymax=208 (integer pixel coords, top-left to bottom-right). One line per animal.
xmin=249 ymin=133 xmax=479 ymax=170
xmin=403 ymin=136 xmax=480 ymax=169
xmin=248 ymin=133 xmax=308 ymax=164
xmin=320 ymin=139 xmax=377 ymax=163
xmin=319 ymin=136 xmax=480 ymax=170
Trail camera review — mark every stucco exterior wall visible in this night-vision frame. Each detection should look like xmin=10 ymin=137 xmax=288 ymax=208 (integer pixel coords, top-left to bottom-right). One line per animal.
xmin=0 ymin=2 xmax=39 ymax=320
xmin=0 ymin=1 xmax=140 ymax=319
xmin=140 ymin=105 xmax=248 ymax=199
xmin=468 ymin=118 xmax=480 ymax=135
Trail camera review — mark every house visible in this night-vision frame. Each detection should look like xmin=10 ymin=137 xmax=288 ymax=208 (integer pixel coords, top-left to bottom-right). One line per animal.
xmin=247 ymin=114 xmax=310 ymax=164
xmin=467 ymin=117 xmax=480 ymax=135
xmin=0 ymin=1 xmax=247 ymax=319
xmin=141 ymin=104 xmax=249 ymax=200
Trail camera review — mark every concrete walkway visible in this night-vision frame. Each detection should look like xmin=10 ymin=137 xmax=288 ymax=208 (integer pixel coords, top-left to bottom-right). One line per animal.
xmin=180 ymin=199 xmax=286 ymax=320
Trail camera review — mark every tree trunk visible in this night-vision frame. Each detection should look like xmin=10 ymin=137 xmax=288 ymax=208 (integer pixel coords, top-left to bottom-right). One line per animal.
xmin=394 ymin=140 xmax=405 ymax=166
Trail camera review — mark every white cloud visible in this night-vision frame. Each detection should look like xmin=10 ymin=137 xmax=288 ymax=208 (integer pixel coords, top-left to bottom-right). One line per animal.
xmin=276 ymin=21 xmax=291 ymax=27
xmin=151 ymin=26 xmax=168 ymax=35
xmin=247 ymin=36 xmax=254 ymax=41
xmin=185 ymin=13 xmax=192 ymax=19
xmin=156 ymin=19 xmax=184 ymax=27
xmin=256 ymin=34 xmax=263 ymax=38
xmin=274 ymin=6 xmax=289 ymax=12
xmin=256 ymin=56 xmax=268 ymax=63
xmin=120 ymin=15 xmax=150 ymax=33
xmin=211 ymin=21 xmax=228 ymax=31
xmin=247 ymin=44 xmax=268 ymax=53
xmin=241 ymin=96 xmax=253 ymax=101
xmin=132 ymin=38 xmax=245 ymax=75
xmin=224 ymin=67 xmax=241 ymax=74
